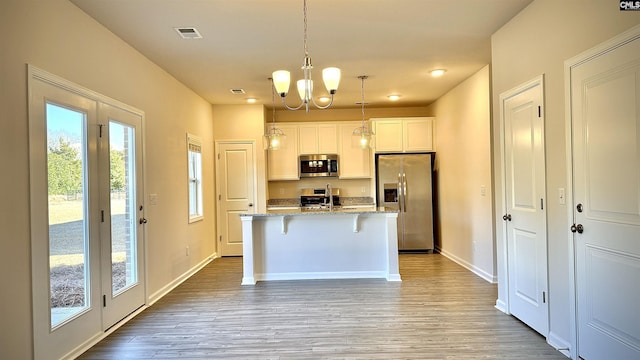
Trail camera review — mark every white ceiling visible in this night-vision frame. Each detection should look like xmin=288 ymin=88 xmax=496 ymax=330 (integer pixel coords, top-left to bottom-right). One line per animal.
xmin=70 ymin=0 xmax=533 ymax=109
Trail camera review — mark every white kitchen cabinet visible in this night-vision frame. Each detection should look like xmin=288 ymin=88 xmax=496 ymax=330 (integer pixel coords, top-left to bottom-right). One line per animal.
xmin=338 ymin=122 xmax=371 ymax=178
xmin=267 ymin=124 xmax=299 ymax=180
xmin=373 ymin=117 xmax=434 ymax=152
xmin=298 ymin=123 xmax=338 ymax=154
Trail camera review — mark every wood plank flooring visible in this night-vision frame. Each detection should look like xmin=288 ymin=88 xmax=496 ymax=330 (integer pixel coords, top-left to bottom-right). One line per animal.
xmin=79 ymin=254 xmax=566 ymax=359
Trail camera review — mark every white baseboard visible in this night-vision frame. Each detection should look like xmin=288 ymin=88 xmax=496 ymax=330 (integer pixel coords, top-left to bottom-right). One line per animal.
xmin=436 ymin=247 xmax=497 ymax=283
xmin=547 ymin=331 xmax=572 ymax=358
xmin=148 ymin=253 xmax=217 ymax=305
xmin=495 ymin=299 xmax=508 ymax=314
xmin=63 ymin=253 xmax=217 ymax=359
xmin=255 ymin=270 xmax=388 ymax=282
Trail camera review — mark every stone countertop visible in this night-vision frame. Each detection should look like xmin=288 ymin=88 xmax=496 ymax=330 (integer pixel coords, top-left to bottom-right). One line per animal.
xmin=242 ymin=206 xmax=397 ymax=217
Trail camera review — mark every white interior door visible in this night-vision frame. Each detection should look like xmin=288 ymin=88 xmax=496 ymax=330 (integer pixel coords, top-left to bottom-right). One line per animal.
xmin=570 ymin=30 xmax=640 ymax=360
xmin=98 ymin=103 xmax=145 ymax=330
xmin=216 ymin=142 xmax=255 ymax=256
xmin=501 ymin=76 xmax=549 ymax=336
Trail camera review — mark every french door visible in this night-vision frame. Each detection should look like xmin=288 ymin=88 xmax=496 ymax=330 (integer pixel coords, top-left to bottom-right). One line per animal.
xmin=29 ymin=66 xmax=145 ymax=359
xmin=98 ymin=103 xmax=146 ymax=329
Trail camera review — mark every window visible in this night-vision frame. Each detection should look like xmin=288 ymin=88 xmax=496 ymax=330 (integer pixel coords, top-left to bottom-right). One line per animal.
xmin=187 ymin=134 xmax=203 ymax=222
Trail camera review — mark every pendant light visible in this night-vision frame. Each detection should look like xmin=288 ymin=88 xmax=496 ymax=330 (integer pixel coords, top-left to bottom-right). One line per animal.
xmin=352 ymin=75 xmax=375 ymax=149
xmin=272 ymin=0 xmax=341 ymax=112
xmin=264 ymin=78 xmax=286 ymax=150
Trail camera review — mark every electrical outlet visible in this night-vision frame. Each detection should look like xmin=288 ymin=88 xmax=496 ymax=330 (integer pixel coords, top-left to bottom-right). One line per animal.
xmin=361 ymin=186 xmax=366 ymax=193
xmin=480 ymin=185 xmax=486 ymax=196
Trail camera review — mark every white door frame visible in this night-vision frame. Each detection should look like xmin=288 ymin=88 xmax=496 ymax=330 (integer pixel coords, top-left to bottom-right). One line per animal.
xmin=214 ymin=140 xmax=258 ymax=256
xmin=497 ymin=75 xmax=548 ymax=332
xmin=28 ymin=65 xmax=148 ymax=359
xmin=564 ymin=24 xmax=640 ymax=360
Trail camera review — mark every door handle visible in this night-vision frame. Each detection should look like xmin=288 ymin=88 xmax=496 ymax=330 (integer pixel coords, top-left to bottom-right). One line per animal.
xmin=402 ymin=173 xmax=407 ymax=212
xmin=502 ymin=214 xmax=512 ymax=221
xmin=248 ymin=203 xmax=253 ymax=207
xmin=570 ymin=224 xmax=584 ymax=234
xmin=139 ymin=218 xmax=148 ymax=224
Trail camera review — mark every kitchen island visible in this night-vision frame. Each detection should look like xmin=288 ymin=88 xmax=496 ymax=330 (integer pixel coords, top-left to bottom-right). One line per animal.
xmin=239 ymin=208 xmax=401 ymax=285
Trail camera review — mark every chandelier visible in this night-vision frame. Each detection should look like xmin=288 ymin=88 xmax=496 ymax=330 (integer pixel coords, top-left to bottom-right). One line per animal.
xmin=353 ymin=75 xmax=375 ymax=149
xmin=272 ymin=0 xmax=341 ymax=112
xmin=264 ymin=78 xmax=286 ymax=150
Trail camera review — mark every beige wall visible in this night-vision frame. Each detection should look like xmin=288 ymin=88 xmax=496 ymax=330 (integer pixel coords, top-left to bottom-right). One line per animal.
xmin=491 ymin=0 xmax=640 ymax=351
xmin=212 ymin=104 xmax=268 ymax=213
xmin=0 ymin=1 xmax=215 ymax=358
xmin=426 ymin=65 xmax=494 ymax=281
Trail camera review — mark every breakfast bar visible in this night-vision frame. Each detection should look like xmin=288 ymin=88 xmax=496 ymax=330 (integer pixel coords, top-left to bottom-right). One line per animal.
xmin=239 ymin=208 xmax=401 ymax=285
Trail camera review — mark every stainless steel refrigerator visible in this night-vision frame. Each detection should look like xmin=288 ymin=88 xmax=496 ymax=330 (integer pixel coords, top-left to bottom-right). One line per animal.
xmin=376 ymin=153 xmax=434 ymax=251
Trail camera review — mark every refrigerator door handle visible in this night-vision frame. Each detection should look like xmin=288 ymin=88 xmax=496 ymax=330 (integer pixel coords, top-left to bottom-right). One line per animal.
xmin=402 ymin=173 xmax=407 ymax=212
xmin=397 ymin=173 xmax=403 ymax=211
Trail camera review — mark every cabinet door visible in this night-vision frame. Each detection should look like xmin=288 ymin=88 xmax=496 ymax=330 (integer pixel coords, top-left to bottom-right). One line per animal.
xmin=298 ymin=125 xmax=318 ymax=155
xmin=268 ymin=125 xmax=299 ymax=180
xmin=373 ymin=120 xmax=403 ymax=152
xmin=317 ymin=124 xmax=338 ymax=154
xmin=338 ymin=123 xmax=371 ymax=178
xmin=404 ymin=118 xmax=434 ymax=151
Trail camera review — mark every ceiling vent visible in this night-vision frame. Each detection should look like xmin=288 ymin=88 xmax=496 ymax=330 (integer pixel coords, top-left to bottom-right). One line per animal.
xmin=230 ymin=89 xmax=246 ymax=94
xmin=174 ymin=27 xmax=202 ymax=39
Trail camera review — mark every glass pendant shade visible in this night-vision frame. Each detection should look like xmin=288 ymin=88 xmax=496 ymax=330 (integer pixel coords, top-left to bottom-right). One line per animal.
xmin=297 ymin=79 xmax=313 ymax=101
xmin=264 ymin=127 xmax=286 ymax=150
xmin=272 ymin=70 xmax=291 ymax=96
xmin=322 ymin=67 xmax=341 ymax=93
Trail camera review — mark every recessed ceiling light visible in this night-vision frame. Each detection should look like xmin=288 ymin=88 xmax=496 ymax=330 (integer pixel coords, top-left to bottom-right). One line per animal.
xmin=387 ymin=95 xmax=401 ymax=101
xmin=246 ymin=98 xmax=257 ymax=104
xmin=430 ymin=69 xmax=447 ymax=77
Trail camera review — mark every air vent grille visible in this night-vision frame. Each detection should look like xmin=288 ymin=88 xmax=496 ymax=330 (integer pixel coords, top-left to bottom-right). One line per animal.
xmin=174 ymin=27 xmax=202 ymax=39
xmin=230 ymin=89 xmax=246 ymax=94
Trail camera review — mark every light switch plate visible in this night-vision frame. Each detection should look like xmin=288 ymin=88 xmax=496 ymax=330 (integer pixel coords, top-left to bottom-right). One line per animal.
xmin=149 ymin=193 xmax=158 ymax=205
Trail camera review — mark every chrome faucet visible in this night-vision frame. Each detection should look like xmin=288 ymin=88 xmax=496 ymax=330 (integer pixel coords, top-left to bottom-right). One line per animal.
xmin=325 ymin=183 xmax=333 ymax=211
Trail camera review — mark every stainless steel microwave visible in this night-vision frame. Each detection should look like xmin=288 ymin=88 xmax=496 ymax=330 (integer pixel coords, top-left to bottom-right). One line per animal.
xmin=299 ymin=154 xmax=338 ymax=178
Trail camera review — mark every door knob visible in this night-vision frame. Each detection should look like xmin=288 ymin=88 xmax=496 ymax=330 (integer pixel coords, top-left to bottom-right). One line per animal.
xmin=502 ymin=214 xmax=512 ymax=221
xmin=248 ymin=203 xmax=254 ymax=207
xmin=139 ymin=218 xmax=148 ymax=224
xmin=570 ymin=224 xmax=584 ymax=234
xmin=576 ymin=203 xmax=583 ymax=213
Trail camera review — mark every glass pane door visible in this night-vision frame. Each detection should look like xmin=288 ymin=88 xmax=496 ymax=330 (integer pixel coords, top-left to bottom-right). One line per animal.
xmin=46 ymin=103 xmax=89 ymax=328
xmin=109 ymin=121 xmax=138 ymax=295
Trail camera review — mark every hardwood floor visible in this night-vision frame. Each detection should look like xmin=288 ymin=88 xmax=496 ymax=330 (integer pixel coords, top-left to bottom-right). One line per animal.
xmin=79 ymin=254 xmax=566 ymax=359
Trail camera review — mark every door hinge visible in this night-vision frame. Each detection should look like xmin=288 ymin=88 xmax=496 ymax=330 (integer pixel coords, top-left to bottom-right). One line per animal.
xmin=103 ymin=294 xmax=106 ymax=307
xmin=538 ymin=106 xmax=542 ymax=118
xmin=218 ymin=194 xmax=221 ymax=201
xmin=219 ymin=235 xmax=222 ymax=242
xmin=217 ymin=153 xmax=220 ymax=160
xmin=99 ymin=124 xmax=104 ymax=138
xmin=543 ymin=291 xmax=546 ymax=303
xmin=101 ymin=210 xmax=105 ymax=222
xmin=541 ymin=198 xmax=544 ymax=210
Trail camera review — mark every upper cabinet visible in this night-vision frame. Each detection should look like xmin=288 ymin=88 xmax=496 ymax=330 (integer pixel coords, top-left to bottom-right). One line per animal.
xmin=267 ymin=124 xmax=299 ymax=180
xmin=372 ymin=117 xmax=434 ymax=153
xmin=338 ymin=122 xmax=371 ymax=178
xmin=298 ymin=124 xmax=338 ymax=155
